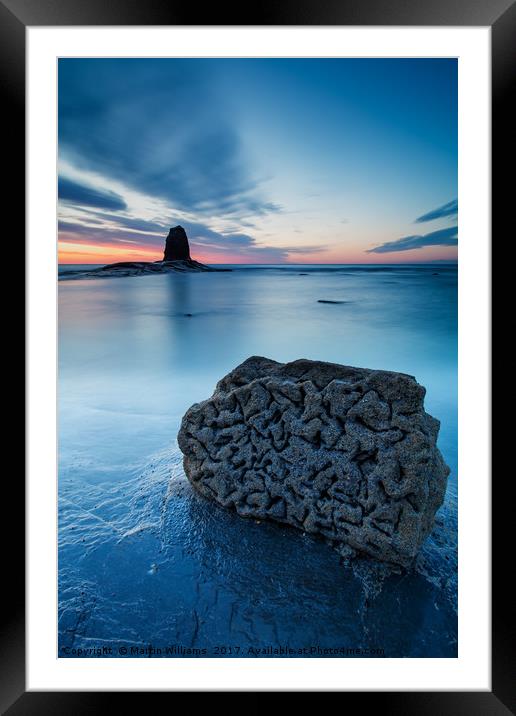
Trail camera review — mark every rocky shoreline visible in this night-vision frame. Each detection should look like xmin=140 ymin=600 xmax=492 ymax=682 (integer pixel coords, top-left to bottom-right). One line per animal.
xmin=59 ymin=225 xmax=231 ymax=280
xmin=59 ymin=258 xmax=230 ymax=280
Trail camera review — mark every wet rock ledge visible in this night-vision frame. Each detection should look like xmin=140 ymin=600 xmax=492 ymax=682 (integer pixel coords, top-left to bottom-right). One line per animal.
xmin=178 ymin=356 xmax=450 ymax=568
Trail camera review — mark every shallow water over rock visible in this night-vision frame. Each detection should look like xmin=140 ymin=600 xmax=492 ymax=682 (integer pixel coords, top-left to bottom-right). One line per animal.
xmin=58 ymin=264 xmax=457 ymax=657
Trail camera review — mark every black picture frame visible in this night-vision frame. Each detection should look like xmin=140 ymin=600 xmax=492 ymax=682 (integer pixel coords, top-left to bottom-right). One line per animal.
xmin=5 ymin=0 xmax=509 ymax=710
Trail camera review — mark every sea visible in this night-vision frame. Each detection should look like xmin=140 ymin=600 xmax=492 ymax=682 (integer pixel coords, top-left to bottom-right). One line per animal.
xmin=58 ymin=263 xmax=457 ymax=658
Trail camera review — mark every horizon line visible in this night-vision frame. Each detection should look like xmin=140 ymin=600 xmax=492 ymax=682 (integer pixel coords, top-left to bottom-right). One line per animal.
xmin=58 ymin=260 xmax=458 ymax=266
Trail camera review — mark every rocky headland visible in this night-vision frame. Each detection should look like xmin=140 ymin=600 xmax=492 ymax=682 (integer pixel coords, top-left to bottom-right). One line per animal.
xmin=178 ymin=356 xmax=450 ymax=568
xmin=59 ymin=226 xmax=230 ymax=279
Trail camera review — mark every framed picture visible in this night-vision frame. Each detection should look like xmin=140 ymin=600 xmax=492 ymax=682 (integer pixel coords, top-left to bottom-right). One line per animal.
xmin=7 ymin=0 xmax=508 ymax=708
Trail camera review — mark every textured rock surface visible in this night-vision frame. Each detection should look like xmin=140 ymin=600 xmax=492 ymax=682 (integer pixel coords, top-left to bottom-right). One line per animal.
xmin=178 ymin=356 xmax=450 ymax=567
xmin=164 ymin=225 xmax=191 ymax=261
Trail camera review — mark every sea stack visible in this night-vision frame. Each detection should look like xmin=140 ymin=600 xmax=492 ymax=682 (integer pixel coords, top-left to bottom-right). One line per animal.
xmin=178 ymin=356 xmax=450 ymax=568
xmin=59 ymin=225 xmax=231 ymax=279
xmin=164 ymin=225 xmax=191 ymax=262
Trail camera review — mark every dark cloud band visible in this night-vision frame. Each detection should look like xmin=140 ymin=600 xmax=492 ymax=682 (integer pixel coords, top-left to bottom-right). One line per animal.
xmin=59 ymin=177 xmax=127 ymax=211
xmin=367 ymin=225 xmax=457 ymax=254
xmin=415 ymin=199 xmax=457 ymax=223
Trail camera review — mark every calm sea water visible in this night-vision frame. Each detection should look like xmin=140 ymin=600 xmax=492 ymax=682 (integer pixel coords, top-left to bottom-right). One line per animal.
xmin=58 ymin=264 xmax=457 ymax=658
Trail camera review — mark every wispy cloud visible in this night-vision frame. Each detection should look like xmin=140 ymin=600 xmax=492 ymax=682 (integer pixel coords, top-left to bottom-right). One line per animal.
xmin=367 ymin=198 xmax=458 ymax=254
xmin=90 ymin=212 xmax=168 ymax=234
xmin=415 ymin=199 xmax=457 ymax=223
xmin=58 ymin=177 xmax=127 ymax=211
xmin=58 ymin=218 xmax=326 ymax=263
xmin=58 ymin=59 xmax=279 ymax=221
xmin=58 ymin=221 xmax=162 ymax=246
xmin=367 ymin=225 xmax=457 ymax=254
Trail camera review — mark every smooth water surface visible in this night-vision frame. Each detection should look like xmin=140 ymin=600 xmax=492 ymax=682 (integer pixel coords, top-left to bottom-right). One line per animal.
xmin=58 ymin=265 xmax=457 ymax=658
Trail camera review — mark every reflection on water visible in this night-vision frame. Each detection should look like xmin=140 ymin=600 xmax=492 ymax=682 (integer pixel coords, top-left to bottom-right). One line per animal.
xmin=58 ymin=264 xmax=457 ymax=657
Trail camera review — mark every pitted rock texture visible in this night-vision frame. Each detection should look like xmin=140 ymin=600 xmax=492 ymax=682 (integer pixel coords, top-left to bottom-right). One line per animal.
xmin=178 ymin=357 xmax=450 ymax=567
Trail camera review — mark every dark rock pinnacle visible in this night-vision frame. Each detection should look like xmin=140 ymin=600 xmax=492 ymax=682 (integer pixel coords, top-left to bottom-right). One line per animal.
xmin=164 ymin=226 xmax=191 ymax=261
xmin=59 ymin=225 xmax=232 ymax=279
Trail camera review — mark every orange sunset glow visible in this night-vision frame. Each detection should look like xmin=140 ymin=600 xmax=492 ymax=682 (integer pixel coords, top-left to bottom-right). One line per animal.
xmin=58 ymin=238 xmax=458 ymax=266
xmin=58 ymin=241 xmax=163 ymax=264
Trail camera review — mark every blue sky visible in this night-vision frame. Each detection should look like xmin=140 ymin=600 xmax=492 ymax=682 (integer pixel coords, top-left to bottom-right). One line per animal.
xmin=58 ymin=58 xmax=457 ymax=264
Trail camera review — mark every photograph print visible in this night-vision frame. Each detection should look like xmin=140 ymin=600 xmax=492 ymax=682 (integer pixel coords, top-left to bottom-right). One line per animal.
xmin=58 ymin=57 xmax=458 ymax=659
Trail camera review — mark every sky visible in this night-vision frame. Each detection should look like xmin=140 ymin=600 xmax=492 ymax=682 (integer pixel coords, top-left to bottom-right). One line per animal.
xmin=58 ymin=58 xmax=457 ymax=265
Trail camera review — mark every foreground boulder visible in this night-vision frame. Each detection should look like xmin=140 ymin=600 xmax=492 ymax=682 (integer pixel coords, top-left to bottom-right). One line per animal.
xmin=178 ymin=357 xmax=450 ymax=568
